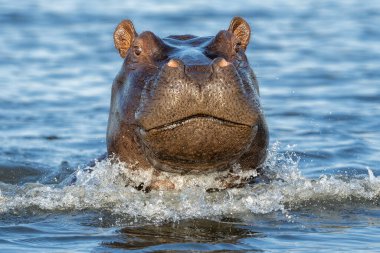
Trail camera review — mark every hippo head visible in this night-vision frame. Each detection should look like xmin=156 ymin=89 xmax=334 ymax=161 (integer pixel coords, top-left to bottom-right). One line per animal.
xmin=107 ymin=17 xmax=269 ymax=174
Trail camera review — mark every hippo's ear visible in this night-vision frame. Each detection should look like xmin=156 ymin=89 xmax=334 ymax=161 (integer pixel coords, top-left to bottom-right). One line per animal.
xmin=114 ymin=20 xmax=138 ymax=58
xmin=228 ymin=17 xmax=251 ymax=51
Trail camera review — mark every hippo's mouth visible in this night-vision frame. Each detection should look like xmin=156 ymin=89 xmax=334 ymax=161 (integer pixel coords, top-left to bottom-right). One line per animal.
xmin=142 ymin=114 xmax=252 ymax=132
xmin=136 ymin=114 xmax=258 ymax=173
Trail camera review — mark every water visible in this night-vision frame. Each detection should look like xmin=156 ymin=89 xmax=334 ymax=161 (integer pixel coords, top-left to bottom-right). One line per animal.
xmin=1 ymin=0 xmax=380 ymax=251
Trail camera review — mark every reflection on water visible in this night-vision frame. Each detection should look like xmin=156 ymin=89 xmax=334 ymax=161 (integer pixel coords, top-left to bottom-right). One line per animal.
xmin=104 ymin=219 xmax=260 ymax=250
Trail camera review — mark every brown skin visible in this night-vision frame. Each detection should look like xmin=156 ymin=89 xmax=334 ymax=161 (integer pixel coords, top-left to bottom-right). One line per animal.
xmin=107 ymin=17 xmax=269 ymax=189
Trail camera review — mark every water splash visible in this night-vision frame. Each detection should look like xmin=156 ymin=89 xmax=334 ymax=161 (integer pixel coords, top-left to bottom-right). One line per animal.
xmin=0 ymin=142 xmax=379 ymax=223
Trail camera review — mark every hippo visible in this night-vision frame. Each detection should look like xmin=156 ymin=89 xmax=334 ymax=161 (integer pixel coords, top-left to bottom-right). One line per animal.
xmin=106 ymin=17 xmax=269 ymax=190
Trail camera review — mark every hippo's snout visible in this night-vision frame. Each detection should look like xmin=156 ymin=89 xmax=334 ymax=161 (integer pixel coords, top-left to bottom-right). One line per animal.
xmin=135 ymin=55 xmax=261 ymax=173
xmin=136 ymin=57 xmax=259 ymax=132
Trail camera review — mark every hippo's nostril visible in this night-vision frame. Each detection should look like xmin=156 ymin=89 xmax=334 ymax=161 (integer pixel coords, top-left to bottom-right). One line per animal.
xmin=167 ymin=59 xmax=180 ymax=68
xmin=212 ymin=57 xmax=230 ymax=68
xmin=217 ymin=58 xmax=229 ymax=68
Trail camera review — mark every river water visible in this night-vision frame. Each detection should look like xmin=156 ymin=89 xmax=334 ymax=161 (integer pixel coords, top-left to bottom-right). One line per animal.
xmin=1 ymin=0 xmax=380 ymax=252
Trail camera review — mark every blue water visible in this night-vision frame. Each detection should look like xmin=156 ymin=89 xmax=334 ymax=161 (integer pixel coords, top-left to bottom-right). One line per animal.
xmin=1 ymin=0 xmax=380 ymax=252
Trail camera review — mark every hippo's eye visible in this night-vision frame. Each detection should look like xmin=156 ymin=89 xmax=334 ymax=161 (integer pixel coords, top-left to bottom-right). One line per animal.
xmin=234 ymin=42 xmax=242 ymax=53
xmin=134 ymin=46 xmax=142 ymax=56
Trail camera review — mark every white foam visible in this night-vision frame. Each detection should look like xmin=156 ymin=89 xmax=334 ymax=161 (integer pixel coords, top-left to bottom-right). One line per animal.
xmin=0 ymin=141 xmax=379 ymax=223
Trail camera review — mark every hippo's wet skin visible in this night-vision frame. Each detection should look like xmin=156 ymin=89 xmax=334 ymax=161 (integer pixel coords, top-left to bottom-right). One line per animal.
xmin=107 ymin=17 xmax=269 ymax=189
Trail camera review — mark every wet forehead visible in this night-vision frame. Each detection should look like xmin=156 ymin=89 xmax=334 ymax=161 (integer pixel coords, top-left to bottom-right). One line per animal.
xmin=162 ymin=36 xmax=214 ymax=65
xmin=163 ymin=35 xmax=213 ymax=48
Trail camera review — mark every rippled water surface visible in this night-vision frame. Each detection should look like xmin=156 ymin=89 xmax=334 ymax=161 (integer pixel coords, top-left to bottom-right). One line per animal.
xmin=1 ymin=0 xmax=380 ymax=252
